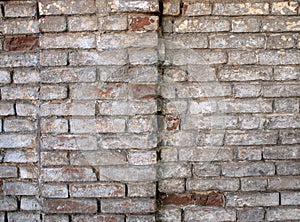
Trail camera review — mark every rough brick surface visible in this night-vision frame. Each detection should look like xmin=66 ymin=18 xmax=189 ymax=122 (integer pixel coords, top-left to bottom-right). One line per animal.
xmin=0 ymin=0 xmax=299 ymax=221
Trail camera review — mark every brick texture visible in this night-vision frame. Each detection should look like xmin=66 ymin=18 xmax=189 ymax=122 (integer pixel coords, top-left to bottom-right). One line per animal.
xmin=0 ymin=0 xmax=299 ymax=221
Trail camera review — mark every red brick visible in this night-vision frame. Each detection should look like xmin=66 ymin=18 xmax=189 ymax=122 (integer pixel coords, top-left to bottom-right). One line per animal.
xmin=166 ymin=115 xmax=180 ymax=131
xmin=129 ymin=84 xmax=156 ymax=99
xmin=161 ymin=193 xmax=194 ymax=206
xmin=43 ymin=199 xmax=97 ymax=213
xmin=195 ymin=191 xmax=224 ymax=207
xmin=130 ymin=16 xmax=159 ymax=31
xmin=4 ymin=35 xmax=39 ymax=51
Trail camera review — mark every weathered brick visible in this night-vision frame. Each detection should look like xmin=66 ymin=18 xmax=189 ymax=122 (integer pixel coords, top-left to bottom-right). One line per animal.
xmin=41 ymin=135 xmax=97 ymax=150
xmin=214 ymin=2 xmax=269 ymax=15
xmin=43 ymin=215 xmax=69 ymax=222
xmin=263 ymin=146 xmax=300 ymax=160
xmin=259 ymin=50 xmax=300 ymax=65
xmin=0 ymin=166 xmax=18 ymax=178
xmin=237 ymin=147 xmax=262 ymax=161
xmin=101 ymin=198 xmax=156 ymax=213
xmin=129 ymin=15 xmax=159 ymax=31
xmin=16 ymin=102 xmax=38 ymax=117
xmin=266 ymin=208 xmax=300 ymax=221
xmin=4 ymin=35 xmax=39 ymax=52
xmin=128 ymin=116 xmax=156 ymax=133
xmin=127 ymin=215 xmax=156 ymax=222
xmin=187 ymin=65 xmax=216 ymax=81
xmin=73 ymin=215 xmax=125 ymax=222
xmin=189 ymin=100 xmax=217 ymax=114
xmin=99 ymin=100 xmax=156 ymax=115
xmin=163 ymin=0 xmax=180 ymax=15
xmin=210 ymin=34 xmax=265 ymax=49
xmin=4 ymin=118 xmax=36 ymax=132
xmin=183 ymin=115 xmax=237 ymax=130
xmin=4 ymin=2 xmax=36 ymax=17
xmin=39 ymin=0 xmax=96 ymax=15
xmin=263 ymin=84 xmax=300 ymax=97
xmin=1 ymin=86 xmax=39 ymax=100
xmin=280 ymin=130 xmax=300 ymax=144
xmin=20 ymin=166 xmax=38 ymax=179
xmin=70 ymin=118 xmax=126 ymax=133
xmin=271 ymin=2 xmax=299 ymax=15
xmin=0 ymin=196 xmax=18 ymax=211
xmin=41 ymin=67 xmax=96 ymax=83
xmin=228 ymin=50 xmax=257 ymax=65
xmin=70 ymin=183 xmax=125 ymax=197
xmin=40 ymin=50 xmax=68 ymax=66
xmin=281 ymin=192 xmax=300 ymax=205
xmin=194 ymin=163 xmax=221 ymax=177
xmin=128 ymin=151 xmax=156 ymax=165
xmin=41 ymin=151 xmax=68 ymax=166
xmin=4 ymin=149 xmax=37 ymax=163
xmin=39 ymin=16 xmax=67 ymax=32
xmin=128 ymin=48 xmax=158 ymax=65
xmin=13 ymin=68 xmax=40 ymax=84
xmin=174 ymin=18 xmax=230 ymax=33
xmin=231 ymin=17 xmax=260 ymax=32
xmin=0 ymin=70 xmax=11 ymax=83
xmin=7 ymin=213 xmax=40 ymax=222
xmin=0 ymin=52 xmax=38 ymax=67
xmin=225 ymin=131 xmax=278 ymax=145
xmin=107 ymin=0 xmax=159 ymax=12
xmin=277 ymin=162 xmax=300 ymax=175
xmin=41 ymin=118 xmax=68 ymax=133
xmin=1 ymin=19 xmax=39 ymax=34
xmin=0 ymin=213 xmax=3 ymax=222
xmin=240 ymin=116 xmax=265 ymax=130
xmin=41 ymin=167 xmax=97 ymax=182
xmin=70 ymin=83 xmax=126 ymax=100
xmin=187 ymin=178 xmax=239 ymax=191
xmin=267 ymin=34 xmax=297 ymax=49
xmin=160 ymin=148 xmax=178 ymax=162
xmin=269 ymin=176 xmax=300 ymax=190
xmin=218 ymin=100 xmax=273 ymax=113
xmin=274 ymin=66 xmax=300 ymax=81
xmin=68 ymin=15 xmax=97 ymax=31
xmin=158 ymin=163 xmax=191 ymax=179
xmin=20 ymin=197 xmax=41 ymax=210
xmin=99 ymin=66 xmax=158 ymax=83
xmin=183 ymin=1 xmax=211 ymax=16
xmin=41 ymin=101 xmax=95 ymax=116
xmin=0 ymin=134 xmax=35 ymax=148
xmin=262 ymin=18 xmax=300 ymax=32
xmin=41 ymin=184 xmax=68 ymax=198
xmin=100 ymin=166 xmax=156 ymax=182
xmin=267 ymin=116 xmax=300 ymax=129
xmin=40 ymin=33 xmax=95 ymax=49
xmin=158 ymin=208 xmax=181 ymax=222
xmin=179 ymin=147 xmax=233 ymax=161
xmin=0 ymin=102 xmax=15 ymax=116
xmin=164 ymin=34 xmax=208 ymax=49
xmin=167 ymin=50 xmax=227 ymax=65
xmin=3 ymin=181 xmax=38 ymax=195
xmin=99 ymin=15 xmax=128 ymax=31
xmin=233 ymin=84 xmax=261 ymax=98
xmin=219 ymin=66 xmax=272 ymax=81
xmin=128 ymin=183 xmax=156 ymax=197
xmin=237 ymin=207 xmax=265 ymax=222
xmin=226 ymin=192 xmax=279 ymax=207
xmin=241 ymin=178 xmax=268 ymax=191
xmin=184 ymin=206 xmax=236 ymax=221
xmin=70 ymin=150 xmax=126 ymax=165
xmin=43 ymin=199 xmax=97 ymax=214
xmin=158 ymin=179 xmax=185 ymax=193
xmin=69 ymin=50 xmax=127 ymax=66
xmin=40 ymin=85 xmax=68 ymax=100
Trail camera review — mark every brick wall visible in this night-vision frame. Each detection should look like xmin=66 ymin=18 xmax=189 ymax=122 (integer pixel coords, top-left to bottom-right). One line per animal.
xmin=0 ymin=0 xmax=299 ymax=221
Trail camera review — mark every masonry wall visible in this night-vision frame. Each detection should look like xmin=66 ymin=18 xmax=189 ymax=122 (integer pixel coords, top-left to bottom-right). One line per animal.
xmin=0 ymin=0 xmax=299 ymax=221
